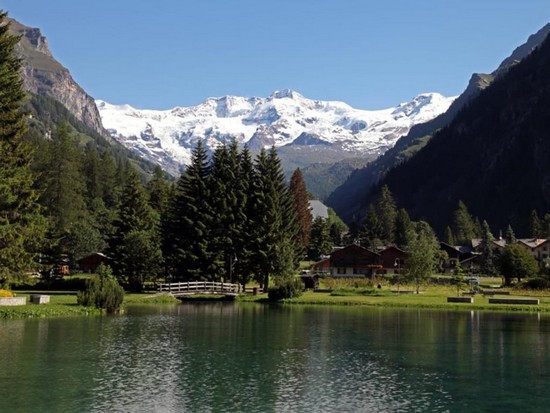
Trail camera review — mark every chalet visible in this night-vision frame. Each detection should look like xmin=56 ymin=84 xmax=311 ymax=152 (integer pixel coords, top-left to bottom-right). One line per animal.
xmin=471 ymin=238 xmax=507 ymax=254
xmin=311 ymin=257 xmax=330 ymax=274
xmin=329 ymin=244 xmax=381 ymax=277
xmin=517 ymin=239 xmax=550 ymax=261
xmin=77 ymin=252 xmax=112 ymax=273
xmin=378 ymin=246 xmax=406 ymax=274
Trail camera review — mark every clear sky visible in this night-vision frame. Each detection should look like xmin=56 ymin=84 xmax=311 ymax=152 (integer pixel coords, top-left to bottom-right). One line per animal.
xmin=2 ymin=0 xmax=549 ymax=110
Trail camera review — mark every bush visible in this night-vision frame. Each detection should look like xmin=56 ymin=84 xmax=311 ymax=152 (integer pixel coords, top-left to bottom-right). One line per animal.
xmin=523 ymin=277 xmax=550 ymax=290
xmin=0 ymin=289 xmax=13 ymax=297
xmin=77 ymin=265 xmax=124 ymax=313
xmin=268 ymin=278 xmax=304 ymax=301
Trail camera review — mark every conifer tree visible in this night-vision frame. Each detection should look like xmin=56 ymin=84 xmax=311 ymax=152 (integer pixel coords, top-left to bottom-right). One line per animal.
xmin=452 ymin=201 xmax=477 ymax=245
xmin=146 ymin=165 xmax=169 ymax=215
xmin=164 ymin=141 xmax=212 ymax=280
xmin=99 ymin=150 xmax=119 ymax=209
xmin=479 ymin=220 xmax=497 ymax=276
xmin=248 ymin=147 xmax=299 ymax=289
xmin=529 ymin=210 xmax=542 ymax=238
xmin=83 ymin=143 xmax=102 ymax=203
xmin=444 ymin=226 xmax=455 ymax=246
xmin=505 ymin=224 xmax=517 ymax=244
xmin=111 ymin=167 xmax=162 ymax=291
xmin=308 ymin=216 xmax=332 ymax=260
xmin=376 ymin=185 xmax=397 ymax=243
xmin=0 ymin=13 xmax=46 ymax=285
xmin=289 ymin=168 xmax=312 ymax=251
xmin=360 ymin=204 xmax=381 ymax=248
xmin=37 ymin=122 xmax=87 ymax=236
xmin=394 ymin=208 xmax=414 ymax=248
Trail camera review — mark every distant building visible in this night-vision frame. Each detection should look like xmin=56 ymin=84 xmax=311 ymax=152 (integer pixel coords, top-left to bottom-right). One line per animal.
xmin=309 ymin=200 xmax=329 ymax=220
xmin=77 ymin=252 xmax=111 ymax=273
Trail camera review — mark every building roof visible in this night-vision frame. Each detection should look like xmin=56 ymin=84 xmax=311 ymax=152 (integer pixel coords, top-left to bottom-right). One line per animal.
xmin=309 ymin=200 xmax=329 ymax=220
xmin=517 ymin=238 xmax=550 ymax=249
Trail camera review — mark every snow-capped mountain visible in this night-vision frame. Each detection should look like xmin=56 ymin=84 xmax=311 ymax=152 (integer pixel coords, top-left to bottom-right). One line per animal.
xmin=97 ymin=90 xmax=456 ymax=175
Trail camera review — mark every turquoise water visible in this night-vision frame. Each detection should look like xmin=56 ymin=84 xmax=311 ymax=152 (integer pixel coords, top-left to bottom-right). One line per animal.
xmin=1 ymin=304 xmax=549 ymax=412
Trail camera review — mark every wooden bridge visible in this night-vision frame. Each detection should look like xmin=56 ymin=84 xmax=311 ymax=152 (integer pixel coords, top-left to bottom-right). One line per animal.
xmin=158 ymin=281 xmax=241 ymax=297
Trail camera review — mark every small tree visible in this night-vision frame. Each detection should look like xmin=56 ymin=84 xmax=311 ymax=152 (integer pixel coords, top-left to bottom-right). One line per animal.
xmin=77 ymin=264 xmax=124 ymax=313
xmin=451 ymin=262 xmax=466 ymax=296
xmin=498 ymin=244 xmax=539 ymax=285
xmin=405 ymin=222 xmax=439 ymax=294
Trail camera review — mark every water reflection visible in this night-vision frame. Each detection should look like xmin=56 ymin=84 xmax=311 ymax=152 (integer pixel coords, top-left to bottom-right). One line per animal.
xmin=1 ymin=305 xmax=550 ymax=412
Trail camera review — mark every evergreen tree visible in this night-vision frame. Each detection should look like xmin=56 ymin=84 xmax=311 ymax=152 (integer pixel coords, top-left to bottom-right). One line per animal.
xmin=248 ymin=147 xmax=299 ymax=289
xmin=529 ymin=210 xmax=542 ymax=238
xmin=146 ymin=165 xmax=169 ymax=215
xmin=452 ymin=201 xmax=477 ymax=245
xmin=83 ymin=143 xmax=102 ymax=203
xmin=111 ymin=167 xmax=162 ymax=291
xmin=360 ymin=204 xmax=381 ymax=247
xmin=376 ymin=185 xmax=397 ymax=243
xmin=99 ymin=150 xmax=119 ymax=209
xmin=505 ymin=224 xmax=517 ymax=244
xmin=164 ymin=141 xmax=212 ymax=280
xmin=394 ymin=208 xmax=414 ymax=248
xmin=444 ymin=226 xmax=455 ymax=246
xmin=308 ymin=216 xmax=332 ymax=260
xmin=0 ymin=13 xmax=47 ymax=285
xmin=499 ymin=244 xmax=539 ymax=285
xmin=479 ymin=220 xmax=497 ymax=276
xmin=37 ymin=122 xmax=86 ymax=235
xmin=327 ymin=208 xmax=348 ymax=247
xmin=289 ymin=168 xmax=312 ymax=252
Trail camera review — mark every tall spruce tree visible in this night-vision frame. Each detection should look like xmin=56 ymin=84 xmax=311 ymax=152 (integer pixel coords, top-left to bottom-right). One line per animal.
xmin=479 ymin=220 xmax=497 ymax=276
xmin=394 ymin=208 xmax=414 ymax=248
xmin=376 ymin=185 xmax=397 ymax=243
xmin=452 ymin=201 xmax=478 ymax=245
xmin=289 ymin=168 xmax=312 ymax=252
xmin=249 ymin=147 xmax=299 ymax=289
xmin=0 ymin=13 xmax=46 ymax=285
xmin=37 ymin=122 xmax=87 ymax=235
xmin=505 ymin=224 xmax=517 ymax=244
xmin=164 ymin=141 xmax=213 ymax=280
xmin=111 ymin=167 xmax=162 ymax=291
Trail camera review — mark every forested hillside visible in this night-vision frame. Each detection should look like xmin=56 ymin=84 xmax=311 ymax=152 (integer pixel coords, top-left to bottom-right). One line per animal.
xmin=379 ymin=32 xmax=550 ymax=235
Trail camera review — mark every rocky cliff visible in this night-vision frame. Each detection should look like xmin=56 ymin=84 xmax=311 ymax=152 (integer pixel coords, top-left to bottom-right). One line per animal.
xmin=9 ymin=18 xmax=108 ymax=137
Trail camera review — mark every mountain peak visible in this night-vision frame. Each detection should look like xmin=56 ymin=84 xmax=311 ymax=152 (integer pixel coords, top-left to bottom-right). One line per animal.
xmin=270 ymin=89 xmax=302 ymax=100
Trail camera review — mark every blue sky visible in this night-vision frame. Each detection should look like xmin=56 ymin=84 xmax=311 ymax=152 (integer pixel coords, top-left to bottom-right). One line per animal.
xmin=2 ymin=0 xmax=549 ymax=110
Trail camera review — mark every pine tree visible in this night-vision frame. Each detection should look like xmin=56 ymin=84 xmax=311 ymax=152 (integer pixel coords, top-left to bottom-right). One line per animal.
xmin=394 ymin=208 xmax=414 ymax=248
xmin=376 ymin=185 xmax=397 ymax=243
xmin=479 ymin=220 xmax=497 ymax=276
xmin=164 ymin=141 xmax=213 ymax=280
xmin=83 ymin=143 xmax=102 ymax=203
xmin=505 ymin=224 xmax=517 ymax=244
xmin=111 ymin=167 xmax=162 ymax=291
xmin=452 ymin=201 xmax=477 ymax=245
xmin=529 ymin=210 xmax=542 ymax=238
xmin=248 ymin=147 xmax=299 ymax=289
xmin=308 ymin=216 xmax=332 ymax=260
xmin=0 ymin=13 xmax=47 ymax=285
xmin=289 ymin=168 xmax=312 ymax=251
xmin=360 ymin=204 xmax=381 ymax=248
xmin=444 ymin=226 xmax=455 ymax=246
xmin=99 ymin=150 xmax=119 ymax=209
xmin=146 ymin=165 xmax=169 ymax=215
xmin=37 ymin=122 xmax=87 ymax=235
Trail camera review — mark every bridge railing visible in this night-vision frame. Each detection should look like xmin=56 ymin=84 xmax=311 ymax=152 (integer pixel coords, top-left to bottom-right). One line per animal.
xmin=158 ymin=281 xmax=240 ymax=294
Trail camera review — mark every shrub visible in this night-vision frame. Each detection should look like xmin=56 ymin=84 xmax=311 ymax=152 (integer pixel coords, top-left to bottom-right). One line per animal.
xmin=0 ymin=289 xmax=13 ymax=298
xmin=77 ymin=265 xmax=124 ymax=313
xmin=268 ymin=278 xmax=304 ymax=301
xmin=523 ymin=277 xmax=550 ymax=290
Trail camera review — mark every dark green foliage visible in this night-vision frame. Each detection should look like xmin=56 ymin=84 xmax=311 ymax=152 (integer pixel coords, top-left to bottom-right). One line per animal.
xmin=444 ymin=226 xmax=455 ymax=246
xmin=505 ymin=224 xmax=517 ymax=244
xmin=376 ymin=185 xmax=397 ymax=242
xmin=308 ymin=216 xmax=332 ymax=260
xmin=498 ymin=244 xmax=539 ymax=285
xmin=452 ymin=201 xmax=478 ymax=245
xmin=479 ymin=220 xmax=497 ymax=276
xmin=164 ymin=141 xmax=212 ymax=280
xmin=0 ymin=13 xmax=47 ymax=285
xmin=77 ymin=264 xmax=124 ymax=313
xmin=327 ymin=207 xmax=348 ymax=246
xmin=36 ymin=122 xmax=86 ymax=235
xmin=111 ymin=167 xmax=162 ymax=291
xmin=267 ymin=278 xmax=303 ymax=301
xmin=394 ymin=208 xmax=414 ymax=248
xmin=523 ymin=277 xmax=550 ymax=290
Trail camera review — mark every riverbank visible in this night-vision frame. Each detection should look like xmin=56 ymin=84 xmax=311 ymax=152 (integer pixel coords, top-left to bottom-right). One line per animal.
xmin=3 ymin=286 xmax=550 ymax=318
xmin=0 ymin=292 xmax=179 ymax=319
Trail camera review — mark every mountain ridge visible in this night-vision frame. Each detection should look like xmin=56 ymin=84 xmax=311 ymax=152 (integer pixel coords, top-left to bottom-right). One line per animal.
xmin=97 ymin=90 xmax=455 ymax=176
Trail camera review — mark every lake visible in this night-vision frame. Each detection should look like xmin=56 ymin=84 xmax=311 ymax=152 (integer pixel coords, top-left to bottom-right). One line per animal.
xmin=1 ymin=303 xmax=550 ymax=412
